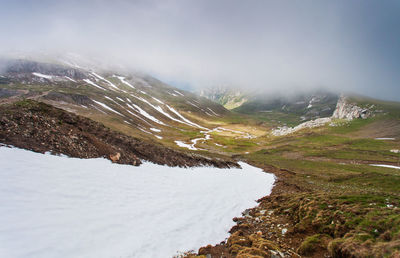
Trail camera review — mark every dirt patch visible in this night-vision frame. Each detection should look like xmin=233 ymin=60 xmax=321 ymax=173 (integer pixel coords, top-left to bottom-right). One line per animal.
xmin=352 ymin=119 xmax=400 ymax=139
xmin=0 ymin=100 xmax=239 ymax=168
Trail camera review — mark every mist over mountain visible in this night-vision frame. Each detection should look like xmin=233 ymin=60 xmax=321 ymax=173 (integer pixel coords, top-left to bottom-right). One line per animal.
xmin=1 ymin=0 xmax=399 ymax=101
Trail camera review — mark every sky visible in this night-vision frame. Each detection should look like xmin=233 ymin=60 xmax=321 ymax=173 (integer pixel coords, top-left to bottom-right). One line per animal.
xmin=1 ymin=0 xmax=399 ymax=100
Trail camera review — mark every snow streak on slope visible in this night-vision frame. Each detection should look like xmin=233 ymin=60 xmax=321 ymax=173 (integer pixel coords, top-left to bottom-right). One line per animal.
xmin=32 ymin=72 xmax=53 ymax=79
xmin=92 ymin=100 xmax=124 ymax=116
xmin=370 ymin=164 xmax=400 ymax=170
xmin=129 ymin=94 xmax=206 ymax=129
xmin=64 ymin=76 xmax=77 ymax=82
xmin=129 ymin=103 xmax=166 ymax=125
xmin=113 ymin=75 xmax=135 ymax=89
xmin=91 ymin=72 xmax=119 ymax=91
xmin=0 ymin=147 xmax=274 ymax=258
xmin=166 ymin=105 xmax=207 ymax=129
xmin=151 ymin=96 xmax=164 ymax=104
xmin=83 ymin=79 xmax=106 ymax=91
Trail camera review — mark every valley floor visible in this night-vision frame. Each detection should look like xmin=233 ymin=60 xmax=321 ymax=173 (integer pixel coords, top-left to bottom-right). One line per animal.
xmin=189 ymin=114 xmax=400 ymax=257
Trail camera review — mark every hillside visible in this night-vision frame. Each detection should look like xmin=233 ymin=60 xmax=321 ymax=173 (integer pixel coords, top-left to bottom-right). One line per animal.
xmin=0 ymin=100 xmax=238 ymax=168
xmin=0 ymin=59 xmax=266 ymax=154
xmin=188 ymin=95 xmax=400 ymax=257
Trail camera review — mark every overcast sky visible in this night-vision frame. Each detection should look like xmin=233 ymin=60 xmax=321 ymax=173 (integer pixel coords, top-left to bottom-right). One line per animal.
xmin=1 ymin=0 xmax=399 ymax=100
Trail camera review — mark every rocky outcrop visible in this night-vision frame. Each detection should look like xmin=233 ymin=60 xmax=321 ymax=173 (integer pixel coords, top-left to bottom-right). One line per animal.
xmin=332 ymin=95 xmax=371 ymax=120
xmin=272 ymin=117 xmax=332 ymax=136
xmin=271 ymin=95 xmax=373 ymax=136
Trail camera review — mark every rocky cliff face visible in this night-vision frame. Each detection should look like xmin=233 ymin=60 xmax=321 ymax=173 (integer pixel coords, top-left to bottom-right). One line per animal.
xmin=271 ymin=95 xmax=372 ymax=136
xmin=332 ymin=95 xmax=371 ymax=120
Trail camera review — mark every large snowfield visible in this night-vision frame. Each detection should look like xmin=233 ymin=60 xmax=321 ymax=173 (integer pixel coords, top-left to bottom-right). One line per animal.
xmin=0 ymin=147 xmax=275 ymax=258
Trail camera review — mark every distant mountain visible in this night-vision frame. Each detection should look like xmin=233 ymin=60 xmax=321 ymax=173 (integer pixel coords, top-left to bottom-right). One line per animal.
xmin=200 ymin=86 xmax=339 ymax=127
xmin=199 ymin=87 xmax=248 ymax=110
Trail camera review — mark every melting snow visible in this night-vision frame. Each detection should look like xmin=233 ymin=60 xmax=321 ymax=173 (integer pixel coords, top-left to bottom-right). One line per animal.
xmin=32 ymin=72 xmax=53 ymax=79
xmin=166 ymin=105 xmax=207 ymax=129
xmin=137 ymin=127 xmax=152 ymax=135
xmin=83 ymin=79 xmax=106 ymax=91
xmin=174 ymin=90 xmax=184 ymax=96
xmin=113 ymin=75 xmax=135 ymax=89
xmin=91 ymin=72 xmax=119 ymax=90
xmin=150 ymin=128 xmax=161 ymax=133
xmin=0 ymin=146 xmax=275 ymax=258
xmin=125 ymin=108 xmax=150 ymax=125
xmin=64 ymin=76 xmax=77 ymax=82
xmin=207 ymin=107 xmax=219 ymax=116
xmin=130 ymin=103 xmax=166 ymax=125
xmin=151 ymin=96 xmax=164 ymax=104
xmin=175 ymin=140 xmax=199 ymax=150
xmin=370 ymin=164 xmax=400 ymax=170
xmin=155 ymin=135 xmax=163 ymax=139
xmin=92 ymin=100 xmax=124 ymax=116
xmin=116 ymin=97 xmax=125 ymax=102
xmin=187 ymin=101 xmax=200 ymax=109
xmin=129 ymin=94 xmax=204 ymax=129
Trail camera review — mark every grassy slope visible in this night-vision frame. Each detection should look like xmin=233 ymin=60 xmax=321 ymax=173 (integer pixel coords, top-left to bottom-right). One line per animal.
xmin=235 ymin=100 xmax=400 ymax=257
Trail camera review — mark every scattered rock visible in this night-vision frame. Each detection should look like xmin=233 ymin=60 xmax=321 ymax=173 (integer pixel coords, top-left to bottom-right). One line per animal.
xmin=109 ymin=152 xmax=121 ymax=163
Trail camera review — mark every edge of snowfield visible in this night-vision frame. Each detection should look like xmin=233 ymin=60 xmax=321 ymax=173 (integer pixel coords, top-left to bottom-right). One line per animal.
xmin=0 ymin=146 xmax=275 ymax=258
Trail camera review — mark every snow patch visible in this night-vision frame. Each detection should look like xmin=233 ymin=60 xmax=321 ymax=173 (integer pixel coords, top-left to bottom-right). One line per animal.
xmin=64 ymin=76 xmax=77 ymax=82
xmin=130 ymin=103 xmax=166 ymax=125
xmin=91 ymin=72 xmax=119 ymax=90
xmin=175 ymin=140 xmax=199 ymax=150
xmin=83 ymin=79 xmax=106 ymax=91
xmin=32 ymin=72 xmax=52 ymax=79
xmin=207 ymin=107 xmax=219 ymax=116
xmin=113 ymin=75 xmax=135 ymax=89
xmin=174 ymin=90 xmax=184 ymax=96
xmin=92 ymin=100 xmax=124 ymax=116
xmin=0 ymin=147 xmax=274 ymax=258
xmin=166 ymin=105 xmax=207 ymax=130
xmin=116 ymin=97 xmax=125 ymax=103
xmin=370 ymin=164 xmax=400 ymax=170
xmin=151 ymin=96 xmax=164 ymax=104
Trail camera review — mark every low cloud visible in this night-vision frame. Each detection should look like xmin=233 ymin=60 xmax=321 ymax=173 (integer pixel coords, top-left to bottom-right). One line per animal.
xmin=1 ymin=0 xmax=399 ymax=100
